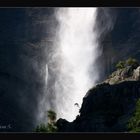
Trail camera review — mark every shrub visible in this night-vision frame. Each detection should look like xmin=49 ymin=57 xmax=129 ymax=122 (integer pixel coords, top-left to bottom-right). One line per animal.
xmin=116 ymin=61 xmax=125 ymax=69
xmin=125 ymin=57 xmax=139 ymax=69
xmin=35 ymin=110 xmax=57 ymax=132
xmin=116 ymin=58 xmax=139 ymax=70
xmin=47 ymin=110 xmax=57 ymax=123
xmin=127 ymin=99 xmax=140 ymax=132
xmin=35 ymin=123 xmax=48 ymax=132
xmin=47 ymin=123 xmax=58 ymax=132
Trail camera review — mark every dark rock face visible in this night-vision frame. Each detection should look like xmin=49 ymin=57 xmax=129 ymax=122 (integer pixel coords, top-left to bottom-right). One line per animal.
xmin=56 ymin=65 xmax=140 ymax=132
xmin=56 ymin=81 xmax=140 ymax=132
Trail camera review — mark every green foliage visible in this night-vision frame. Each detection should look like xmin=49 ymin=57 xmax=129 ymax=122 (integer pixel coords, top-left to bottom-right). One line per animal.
xmin=47 ymin=110 xmax=57 ymax=123
xmin=126 ymin=57 xmax=139 ymax=69
xmin=116 ymin=61 xmax=125 ymax=69
xmin=47 ymin=123 xmax=58 ymax=132
xmin=127 ymin=99 xmax=140 ymax=132
xmin=35 ymin=110 xmax=57 ymax=132
xmin=116 ymin=58 xmax=139 ymax=70
xmin=35 ymin=123 xmax=58 ymax=132
xmin=35 ymin=123 xmax=48 ymax=132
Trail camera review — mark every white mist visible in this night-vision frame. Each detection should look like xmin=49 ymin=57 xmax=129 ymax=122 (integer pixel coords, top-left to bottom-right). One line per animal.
xmin=50 ymin=8 xmax=99 ymax=122
xmin=50 ymin=8 xmax=98 ymax=121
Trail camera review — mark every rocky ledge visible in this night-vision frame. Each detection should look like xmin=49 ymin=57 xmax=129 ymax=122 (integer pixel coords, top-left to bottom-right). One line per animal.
xmin=56 ymin=64 xmax=140 ymax=132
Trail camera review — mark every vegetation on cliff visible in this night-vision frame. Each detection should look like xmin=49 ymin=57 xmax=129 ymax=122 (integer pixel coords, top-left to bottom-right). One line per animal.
xmin=36 ymin=58 xmax=140 ymax=132
xmin=35 ymin=110 xmax=57 ymax=132
xmin=127 ymin=99 xmax=140 ymax=132
xmin=116 ymin=57 xmax=139 ymax=70
xmin=105 ymin=58 xmax=140 ymax=85
xmin=56 ymin=58 xmax=140 ymax=132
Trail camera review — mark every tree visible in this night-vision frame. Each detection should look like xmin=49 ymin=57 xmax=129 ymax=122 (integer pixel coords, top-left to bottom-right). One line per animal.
xmin=116 ymin=61 xmax=125 ymax=69
xmin=47 ymin=122 xmax=58 ymax=132
xmin=35 ymin=123 xmax=48 ymax=132
xmin=35 ymin=110 xmax=57 ymax=132
xmin=47 ymin=110 xmax=57 ymax=132
xmin=125 ymin=57 xmax=139 ymax=69
xmin=116 ymin=58 xmax=139 ymax=70
xmin=47 ymin=110 xmax=57 ymax=124
xmin=127 ymin=99 xmax=140 ymax=132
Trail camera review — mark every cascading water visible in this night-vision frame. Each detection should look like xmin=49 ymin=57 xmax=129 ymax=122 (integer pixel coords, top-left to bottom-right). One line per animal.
xmin=51 ymin=8 xmax=99 ymax=122
xmin=43 ymin=8 xmax=100 ymax=122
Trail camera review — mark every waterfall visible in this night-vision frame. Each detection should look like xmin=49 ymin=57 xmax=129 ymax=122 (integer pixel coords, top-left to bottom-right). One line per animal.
xmin=45 ymin=8 xmax=99 ymax=122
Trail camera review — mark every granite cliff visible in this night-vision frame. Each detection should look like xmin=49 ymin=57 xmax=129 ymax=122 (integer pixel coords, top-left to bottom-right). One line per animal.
xmin=56 ymin=61 xmax=140 ymax=132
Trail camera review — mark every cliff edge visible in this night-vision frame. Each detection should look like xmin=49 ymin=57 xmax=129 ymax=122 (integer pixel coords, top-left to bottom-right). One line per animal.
xmin=56 ymin=62 xmax=140 ymax=132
